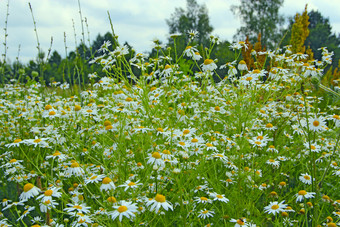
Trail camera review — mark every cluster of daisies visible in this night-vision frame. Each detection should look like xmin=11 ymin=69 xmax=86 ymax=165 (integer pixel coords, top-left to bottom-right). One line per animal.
xmin=0 ymin=38 xmax=340 ymax=226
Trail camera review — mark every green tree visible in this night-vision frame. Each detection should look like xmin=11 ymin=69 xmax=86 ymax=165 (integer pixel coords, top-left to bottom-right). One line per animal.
xmin=306 ymin=10 xmax=340 ymax=66
xmin=231 ymin=0 xmax=285 ymax=49
xmin=166 ymin=0 xmax=213 ymax=46
xmin=281 ymin=10 xmax=340 ymax=67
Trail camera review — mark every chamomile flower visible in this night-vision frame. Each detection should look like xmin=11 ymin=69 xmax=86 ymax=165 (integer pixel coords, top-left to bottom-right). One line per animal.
xmin=201 ymin=59 xmax=217 ymax=72
xmin=147 ymin=152 xmax=165 ymax=167
xmin=146 ymin=194 xmax=173 ymax=213
xmin=66 ymin=162 xmax=85 ymax=177
xmin=19 ymin=183 xmax=41 ymax=201
xmin=100 ymin=177 xmax=116 ymax=191
xmin=307 ymin=116 xmax=327 ymax=132
xmin=198 ymin=209 xmax=214 ymax=219
xmin=264 ymin=201 xmax=288 ymax=215
xmin=64 ymin=203 xmax=91 ymax=215
xmin=230 ymin=218 xmax=248 ymax=227
xmin=109 ymin=200 xmax=138 ymax=222
xmin=37 ymin=186 xmax=62 ymax=202
xmin=84 ymin=174 xmax=105 ymax=185
xmin=119 ymin=180 xmax=142 ymax=191
xmin=299 ymin=173 xmax=313 ymax=185
xmin=295 ymin=190 xmax=316 ymax=202
xmin=209 ymin=192 xmax=229 ymax=203
xmin=194 ymin=196 xmax=212 ymax=204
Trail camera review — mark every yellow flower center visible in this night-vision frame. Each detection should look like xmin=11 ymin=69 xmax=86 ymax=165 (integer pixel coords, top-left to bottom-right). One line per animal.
xmin=14 ymin=139 xmax=22 ymax=143
xmin=216 ymin=194 xmax=223 ymax=199
xmin=73 ymin=205 xmax=82 ymax=209
xmin=200 ymin=197 xmax=208 ymax=201
xmin=202 ymin=210 xmax=209 ymax=214
xmin=45 ymin=105 xmax=52 ymax=110
xmin=214 ymin=106 xmax=220 ymax=111
xmin=162 ymin=150 xmax=170 ymax=154
xmin=107 ymin=196 xmax=117 ymax=203
xmin=155 ymin=194 xmax=166 ymax=203
xmin=53 ymin=151 xmax=61 ymax=156
xmin=152 ymin=152 xmax=161 ymax=159
xmin=298 ymin=190 xmax=307 ymax=196
xmin=9 ymin=159 xmax=17 ymax=163
xmin=179 ymin=141 xmax=186 ymax=146
xmin=191 ymin=138 xmax=198 ymax=143
xmin=304 ymin=175 xmax=311 ymax=180
xmin=102 ymin=177 xmax=112 ymax=184
xmin=257 ymin=136 xmax=264 ymax=140
xmin=44 ymin=190 xmax=53 ymax=196
xmin=204 ymin=59 xmax=214 ymax=65
xmin=271 ymin=204 xmax=279 ymax=210
xmin=71 ymin=163 xmax=80 ymax=168
xmin=183 ymin=129 xmax=190 ymax=134
xmin=74 ymin=105 xmax=82 ymax=111
xmin=236 ymin=219 xmax=245 ymax=225
xmin=246 ymin=77 xmax=253 ymax=81
xmin=49 ymin=111 xmax=56 ymax=115
xmin=34 ymin=139 xmax=42 ymax=143
xmin=128 ymin=182 xmax=136 ymax=187
xmin=117 ymin=205 xmax=128 ymax=213
xmin=313 ymin=120 xmax=320 ymax=127
xmin=23 ymin=183 xmax=34 ymax=192
xmin=206 ymin=143 xmax=213 ymax=147
xmin=266 ymin=123 xmax=273 ymax=128
xmin=90 ymin=175 xmax=98 ymax=180
xmin=157 ymin=128 xmax=164 ymax=132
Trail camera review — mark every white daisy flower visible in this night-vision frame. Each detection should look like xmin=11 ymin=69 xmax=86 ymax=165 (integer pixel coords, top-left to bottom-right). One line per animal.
xmin=264 ymin=201 xmax=288 ymax=215
xmin=109 ymin=200 xmax=138 ymax=222
xmin=295 ymin=190 xmax=316 ymax=202
xmin=19 ymin=183 xmax=41 ymax=201
xmin=197 ymin=209 xmax=214 ymax=219
xmin=146 ymin=194 xmax=173 ymax=213
xmin=299 ymin=173 xmax=313 ymax=185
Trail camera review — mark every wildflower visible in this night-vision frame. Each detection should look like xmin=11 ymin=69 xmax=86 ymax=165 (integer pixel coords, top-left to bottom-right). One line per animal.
xmin=66 ymin=162 xmax=85 ymax=177
xmin=84 ymin=174 xmax=105 ymax=184
xmin=17 ymin=206 xmax=35 ymax=221
xmin=307 ymin=116 xmax=327 ymax=132
xmin=19 ymin=183 xmax=41 ymax=201
xmin=209 ymin=192 xmax=229 ymax=203
xmin=39 ymin=199 xmax=58 ymax=213
xmin=238 ymin=60 xmax=248 ymax=71
xmin=230 ymin=218 xmax=248 ymax=227
xmin=202 ymin=59 xmax=217 ymax=72
xmin=198 ymin=209 xmax=214 ymax=219
xmin=109 ymin=200 xmax=138 ymax=222
xmin=45 ymin=150 xmax=67 ymax=161
xmin=266 ymin=159 xmax=280 ymax=168
xmin=264 ymin=201 xmax=288 ymax=215
xmin=295 ymin=190 xmax=316 ymax=202
xmin=37 ymin=186 xmax=62 ymax=202
xmin=147 ymin=152 xmax=165 ymax=167
xmin=299 ymin=173 xmax=313 ymax=185
xmin=119 ymin=180 xmax=142 ymax=191
xmin=100 ymin=177 xmax=116 ymax=191
xmin=194 ymin=196 xmax=212 ymax=204
xmin=146 ymin=194 xmax=173 ymax=213
xmin=64 ymin=203 xmax=91 ymax=215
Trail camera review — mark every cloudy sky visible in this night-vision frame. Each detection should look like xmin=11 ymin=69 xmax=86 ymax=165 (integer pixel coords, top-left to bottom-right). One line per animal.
xmin=1 ymin=0 xmax=339 ymax=63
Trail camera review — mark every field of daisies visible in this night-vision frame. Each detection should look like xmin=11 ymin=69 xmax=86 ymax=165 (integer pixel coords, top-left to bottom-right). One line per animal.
xmin=1 ymin=35 xmax=340 ymax=227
